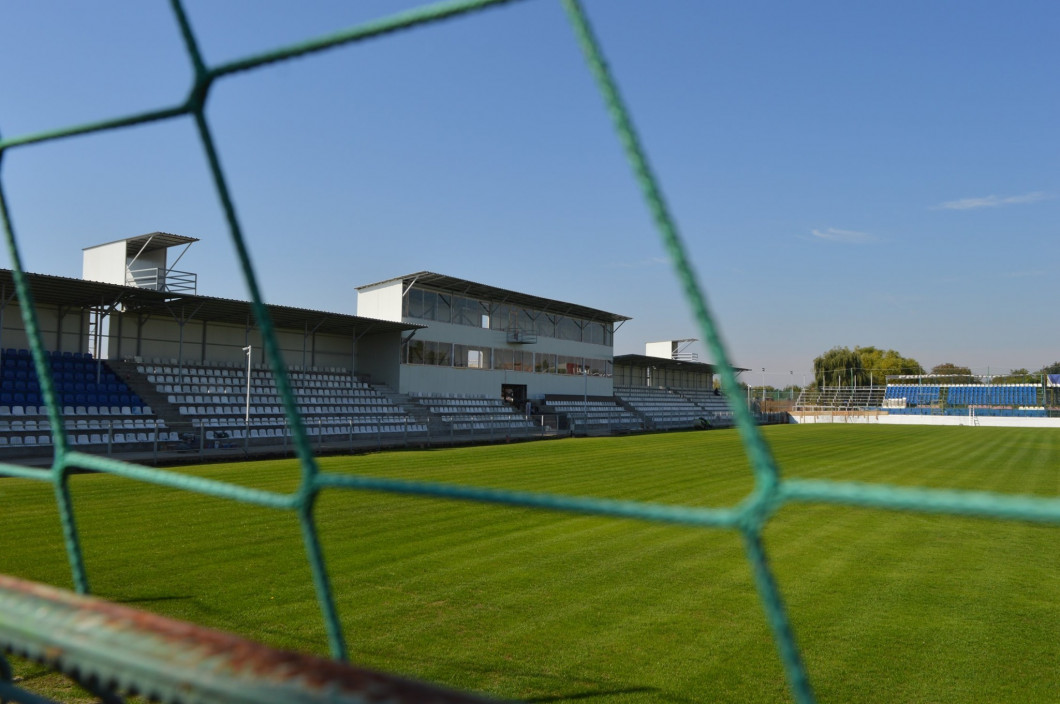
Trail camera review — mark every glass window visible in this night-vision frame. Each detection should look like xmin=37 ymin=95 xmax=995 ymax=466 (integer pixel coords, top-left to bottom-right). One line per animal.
xmin=407 ymin=288 xmax=425 ymax=320
xmin=518 ymin=308 xmax=536 ymax=334
xmin=557 ymin=355 xmax=584 ymax=375
xmin=603 ymin=324 xmax=613 ymax=347
xmin=556 ymin=316 xmax=581 ymax=341
xmin=452 ymin=296 xmax=478 ymax=327
xmin=494 ymin=348 xmax=515 ymax=371
xmin=585 ymin=357 xmax=610 ymax=377
xmin=536 ymin=315 xmax=555 ymax=339
xmin=586 ymin=322 xmax=605 ymax=346
xmin=435 ymin=294 xmax=451 ymax=323
xmin=534 ymin=353 xmax=555 ymax=374
xmin=513 ymin=350 xmax=534 ymax=372
xmin=407 ymin=340 xmax=424 ymax=365
xmin=420 ymin=290 xmax=438 ymax=321
xmin=491 ymin=304 xmax=511 ymax=331
xmin=454 ymin=344 xmax=491 ymax=370
xmin=426 ymin=341 xmax=451 ymax=366
xmin=406 ymin=340 xmax=451 ymax=366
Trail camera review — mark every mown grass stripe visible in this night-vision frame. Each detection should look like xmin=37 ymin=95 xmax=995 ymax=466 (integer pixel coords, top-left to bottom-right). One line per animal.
xmin=2 ymin=425 xmax=1057 ymax=703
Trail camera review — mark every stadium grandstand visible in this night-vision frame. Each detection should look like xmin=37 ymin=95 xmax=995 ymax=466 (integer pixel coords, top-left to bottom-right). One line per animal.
xmin=0 ymin=236 xmax=741 ymax=463
xmin=10 ymin=231 xmax=1055 ymax=463
xmin=792 ymin=373 xmax=1059 ymax=426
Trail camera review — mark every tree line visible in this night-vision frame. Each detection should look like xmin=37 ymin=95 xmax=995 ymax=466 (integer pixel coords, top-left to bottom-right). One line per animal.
xmin=812 ymin=346 xmax=1060 ymax=387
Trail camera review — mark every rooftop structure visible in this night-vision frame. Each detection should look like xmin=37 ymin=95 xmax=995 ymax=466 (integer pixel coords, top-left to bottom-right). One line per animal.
xmin=83 ymin=232 xmax=200 ymax=294
xmin=645 ymin=338 xmax=698 ymax=362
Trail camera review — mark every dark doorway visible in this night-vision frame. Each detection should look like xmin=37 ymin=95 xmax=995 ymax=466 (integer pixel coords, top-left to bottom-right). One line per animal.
xmin=501 ymin=384 xmax=527 ymax=407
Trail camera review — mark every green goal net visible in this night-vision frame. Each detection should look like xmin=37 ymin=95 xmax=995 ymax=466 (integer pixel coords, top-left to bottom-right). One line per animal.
xmin=1 ymin=2 xmax=1058 ymax=703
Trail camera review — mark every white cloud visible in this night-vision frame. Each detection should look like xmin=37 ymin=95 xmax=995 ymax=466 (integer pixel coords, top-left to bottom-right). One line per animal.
xmin=810 ymin=227 xmax=876 ymax=244
xmin=935 ymin=191 xmax=1052 ymax=210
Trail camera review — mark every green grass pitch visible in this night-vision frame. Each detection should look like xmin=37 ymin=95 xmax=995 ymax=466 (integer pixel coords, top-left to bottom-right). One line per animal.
xmin=3 ymin=425 xmax=1058 ymax=703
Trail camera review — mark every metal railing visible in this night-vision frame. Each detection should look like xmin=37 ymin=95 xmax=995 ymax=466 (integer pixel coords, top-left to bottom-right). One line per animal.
xmin=126 ymin=267 xmax=198 ymax=294
xmin=505 ymin=328 xmax=538 ymax=344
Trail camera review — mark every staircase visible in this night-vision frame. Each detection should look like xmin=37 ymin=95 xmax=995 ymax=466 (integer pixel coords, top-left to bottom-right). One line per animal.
xmin=369 ymin=383 xmax=444 ymax=434
xmin=614 ymin=397 xmax=649 ymax=429
xmin=107 ymin=360 xmax=184 ymax=427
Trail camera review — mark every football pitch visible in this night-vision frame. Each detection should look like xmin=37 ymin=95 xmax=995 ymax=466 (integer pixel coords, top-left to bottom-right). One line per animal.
xmin=3 ymin=424 xmax=1058 ymax=703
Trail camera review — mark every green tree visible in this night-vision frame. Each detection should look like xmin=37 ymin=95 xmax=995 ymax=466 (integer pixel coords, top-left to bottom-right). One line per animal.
xmin=856 ymin=346 xmax=924 ymax=386
xmin=813 ymin=346 xmax=863 ymax=387
xmin=1038 ymin=362 xmax=1060 ymax=375
xmin=813 ymin=346 xmax=923 ymax=387
xmin=993 ymin=368 xmax=1036 ymax=384
xmin=931 ymin=362 xmax=977 ymax=384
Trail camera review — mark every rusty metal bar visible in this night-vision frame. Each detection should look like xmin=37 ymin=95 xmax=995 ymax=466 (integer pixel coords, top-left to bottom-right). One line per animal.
xmin=0 ymin=574 xmax=503 ymax=704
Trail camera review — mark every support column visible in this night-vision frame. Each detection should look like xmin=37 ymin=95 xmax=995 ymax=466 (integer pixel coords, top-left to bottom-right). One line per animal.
xmin=55 ymin=305 xmax=67 ymax=354
xmin=0 ymin=284 xmax=16 ymax=360
xmin=135 ymin=313 xmax=150 ymax=358
xmin=200 ymin=319 xmax=208 ymax=364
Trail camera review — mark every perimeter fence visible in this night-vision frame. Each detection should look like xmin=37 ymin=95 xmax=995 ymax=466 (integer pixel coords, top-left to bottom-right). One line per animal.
xmin=1 ymin=2 xmax=1059 ymax=703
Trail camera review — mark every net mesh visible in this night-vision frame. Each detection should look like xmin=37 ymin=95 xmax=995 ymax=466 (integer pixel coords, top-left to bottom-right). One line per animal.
xmin=1 ymin=2 xmax=1058 ymax=703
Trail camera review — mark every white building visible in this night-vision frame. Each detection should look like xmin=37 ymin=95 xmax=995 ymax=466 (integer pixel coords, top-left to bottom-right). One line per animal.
xmin=356 ymin=272 xmax=630 ymax=404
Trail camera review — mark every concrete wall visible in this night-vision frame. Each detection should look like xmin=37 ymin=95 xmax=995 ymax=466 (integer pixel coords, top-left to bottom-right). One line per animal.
xmin=356 ymin=281 xmax=403 ymax=322
xmin=645 ymin=341 xmax=674 ymax=359
xmin=1 ymin=302 xmax=86 ymax=354
xmin=397 ymin=364 xmax=613 ymax=398
xmin=110 ymin=312 xmax=365 ymax=370
xmin=790 ymin=412 xmax=1060 ymax=429
xmin=613 ymin=363 xmax=713 ymax=390
xmin=356 ymin=330 xmax=402 ymax=388
xmin=82 ymin=241 xmax=127 ymax=285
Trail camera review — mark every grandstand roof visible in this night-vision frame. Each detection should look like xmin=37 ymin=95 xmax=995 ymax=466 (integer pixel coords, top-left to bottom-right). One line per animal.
xmin=0 ymin=269 xmax=421 ymax=338
xmin=356 ymin=272 xmax=631 ymax=323
xmin=613 ymin=354 xmax=749 ymax=374
xmin=82 ymin=232 xmax=199 ymax=255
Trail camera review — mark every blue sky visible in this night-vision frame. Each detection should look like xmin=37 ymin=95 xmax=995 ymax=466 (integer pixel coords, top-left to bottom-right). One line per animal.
xmin=1 ymin=1 xmax=1056 ymax=385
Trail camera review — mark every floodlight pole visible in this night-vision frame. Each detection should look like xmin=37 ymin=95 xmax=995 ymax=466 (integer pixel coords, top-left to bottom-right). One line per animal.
xmin=243 ymin=345 xmax=252 ymax=452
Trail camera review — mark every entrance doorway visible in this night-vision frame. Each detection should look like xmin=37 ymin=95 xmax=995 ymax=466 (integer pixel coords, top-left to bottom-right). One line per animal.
xmin=501 ymin=384 xmax=527 ymax=407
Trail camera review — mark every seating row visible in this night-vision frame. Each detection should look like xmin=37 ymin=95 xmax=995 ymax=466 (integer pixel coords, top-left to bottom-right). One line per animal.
xmin=177 ymin=405 xmax=405 ymax=418
xmin=0 ymin=405 xmax=153 ymax=417
xmin=138 ymin=365 xmax=361 ymax=384
xmin=0 ymin=431 xmax=178 ymax=448
xmin=204 ymin=423 xmax=427 ymax=442
xmin=4 ymin=348 xmax=92 ymax=360
xmin=0 ymin=418 xmax=164 ymax=432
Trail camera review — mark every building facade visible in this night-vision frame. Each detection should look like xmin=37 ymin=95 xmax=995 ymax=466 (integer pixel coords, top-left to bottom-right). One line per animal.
xmin=356 ymin=272 xmax=629 ymax=403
